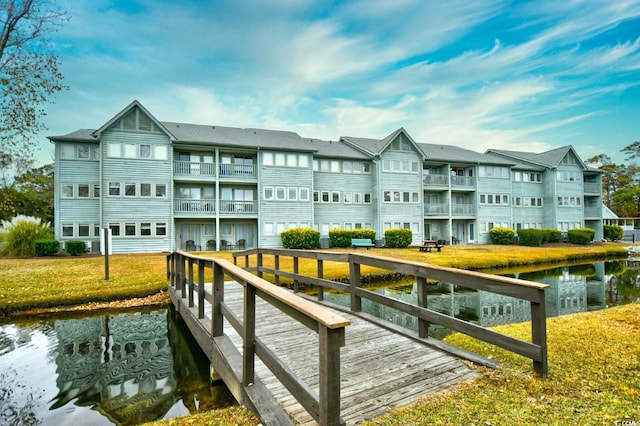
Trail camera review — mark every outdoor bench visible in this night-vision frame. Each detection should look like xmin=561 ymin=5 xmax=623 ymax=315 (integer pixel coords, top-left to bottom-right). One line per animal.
xmin=351 ymin=238 xmax=375 ymax=249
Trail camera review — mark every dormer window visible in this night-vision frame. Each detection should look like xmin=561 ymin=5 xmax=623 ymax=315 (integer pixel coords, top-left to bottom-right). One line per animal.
xmin=113 ymin=107 xmax=161 ymax=132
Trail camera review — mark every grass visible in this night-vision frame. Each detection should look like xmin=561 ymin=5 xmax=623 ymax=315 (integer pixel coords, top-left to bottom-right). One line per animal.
xmin=0 ymin=242 xmax=636 ymax=424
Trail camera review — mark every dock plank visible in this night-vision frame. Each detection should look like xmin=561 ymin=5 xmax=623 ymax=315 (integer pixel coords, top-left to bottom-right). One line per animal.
xmin=183 ymin=281 xmax=478 ymax=425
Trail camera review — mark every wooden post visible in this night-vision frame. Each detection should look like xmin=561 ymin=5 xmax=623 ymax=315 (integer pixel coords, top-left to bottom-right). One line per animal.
xmin=188 ymin=259 xmax=194 ymax=308
xmin=319 ymin=325 xmax=345 ymax=426
xmin=212 ymin=262 xmax=224 ymax=337
xmin=274 ymin=254 xmax=280 ymax=285
xmin=349 ymin=255 xmax=362 ymax=312
xmin=257 ymin=252 xmax=263 ymax=278
xmin=417 ymin=276 xmax=429 ymax=338
xmin=530 ymin=290 xmax=548 ymax=377
xmin=198 ymin=259 xmax=205 ymax=319
xmin=243 ymin=282 xmax=256 ymax=386
xmin=317 ymin=259 xmax=324 ymax=301
xmin=181 ymin=255 xmax=187 ymax=299
xmin=293 ymin=256 xmax=299 ymax=293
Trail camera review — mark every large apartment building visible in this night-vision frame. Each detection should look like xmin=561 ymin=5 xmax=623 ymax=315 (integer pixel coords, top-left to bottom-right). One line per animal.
xmin=49 ymin=100 xmax=603 ymax=254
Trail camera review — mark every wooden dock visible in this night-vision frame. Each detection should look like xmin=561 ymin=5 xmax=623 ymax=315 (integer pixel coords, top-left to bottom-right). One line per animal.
xmin=168 ymin=249 xmax=548 ymax=425
xmin=173 ymin=281 xmax=478 ymax=425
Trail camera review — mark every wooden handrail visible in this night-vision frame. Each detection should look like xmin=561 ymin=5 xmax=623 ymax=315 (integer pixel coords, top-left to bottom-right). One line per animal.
xmin=233 ymin=248 xmax=549 ymax=377
xmin=168 ymin=250 xmax=350 ymax=426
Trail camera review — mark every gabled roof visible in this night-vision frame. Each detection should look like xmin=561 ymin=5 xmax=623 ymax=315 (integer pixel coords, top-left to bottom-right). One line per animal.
xmin=48 ymin=129 xmax=97 ymax=143
xmin=162 ymin=121 xmax=318 ymax=152
xmin=419 ymin=143 xmax=515 ymax=166
xmin=340 ymin=128 xmax=426 ymax=159
xmin=92 ymin=100 xmax=174 ymax=138
xmin=486 ymin=145 xmax=587 ymax=170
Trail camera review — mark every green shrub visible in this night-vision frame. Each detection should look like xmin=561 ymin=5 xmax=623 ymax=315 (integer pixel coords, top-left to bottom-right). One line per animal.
xmin=489 ymin=227 xmax=515 ymax=244
xmin=35 ymin=239 xmax=60 ymax=256
xmin=542 ymin=228 xmax=563 ymax=243
xmin=567 ymin=228 xmax=595 ymax=245
xmin=281 ymin=227 xmax=320 ymax=249
xmin=329 ymin=228 xmax=352 ymax=248
xmin=604 ymin=224 xmax=624 ymax=241
xmin=351 ymin=228 xmax=376 ymax=243
xmin=384 ymin=228 xmax=412 ymax=248
xmin=0 ymin=215 xmax=53 ymax=257
xmin=518 ymin=228 xmax=544 ymax=247
xmin=65 ymin=240 xmax=87 ymax=256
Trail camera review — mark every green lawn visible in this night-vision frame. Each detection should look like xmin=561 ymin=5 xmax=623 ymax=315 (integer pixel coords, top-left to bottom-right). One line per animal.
xmin=0 ymin=243 xmax=637 ymax=424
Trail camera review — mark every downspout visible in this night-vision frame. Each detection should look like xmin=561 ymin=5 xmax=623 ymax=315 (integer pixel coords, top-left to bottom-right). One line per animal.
xmin=447 ymin=162 xmax=453 ymax=245
xmin=215 ymin=147 xmax=220 ymax=250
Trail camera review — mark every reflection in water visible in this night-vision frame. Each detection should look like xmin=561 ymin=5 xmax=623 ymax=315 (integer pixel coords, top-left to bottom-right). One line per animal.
xmin=0 ymin=308 xmax=235 ymax=426
xmin=323 ymin=260 xmax=640 ymax=339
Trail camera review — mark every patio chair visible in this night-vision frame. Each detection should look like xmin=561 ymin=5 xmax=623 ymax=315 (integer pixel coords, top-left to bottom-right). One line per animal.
xmin=185 ymin=240 xmax=196 ymax=251
xmin=206 ymin=240 xmax=216 ymax=251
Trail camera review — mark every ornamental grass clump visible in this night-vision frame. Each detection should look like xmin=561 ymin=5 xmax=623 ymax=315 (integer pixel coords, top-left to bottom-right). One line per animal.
xmin=0 ymin=215 xmax=53 ymax=257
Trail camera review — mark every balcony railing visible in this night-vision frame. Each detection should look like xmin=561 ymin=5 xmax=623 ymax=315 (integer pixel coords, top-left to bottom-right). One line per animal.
xmin=174 ymin=161 xmax=216 ymax=177
xmin=173 ymin=161 xmax=257 ymax=179
xmin=219 ymin=164 xmax=257 ymax=179
xmin=584 ymin=206 xmax=601 ymax=218
xmin=452 ymin=203 xmax=475 ymax=216
xmin=451 ymin=175 xmax=475 ymax=188
xmin=584 ymin=182 xmax=600 ymax=194
xmin=423 ymin=174 xmax=448 ymax=186
xmin=424 ymin=203 xmax=449 ymax=215
xmin=174 ymin=198 xmax=216 ymax=214
xmin=219 ymin=200 xmax=258 ymax=214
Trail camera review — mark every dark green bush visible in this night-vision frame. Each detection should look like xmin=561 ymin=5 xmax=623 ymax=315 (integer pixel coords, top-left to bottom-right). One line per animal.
xmin=281 ymin=227 xmax=320 ymax=249
xmin=518 ymin=228 xmax=544 ymax=247
xmin=489 ymin=227 xmax=515 ymax=244
xmin=351 ymin=228 xmax=376 ymax=243
xmin=604 ymin=224 xmax=624 ymax=241
xmin=0 ymin=216 xmax=53 ymax=257
xmin=35 ymin=239 xmax=60 ymax=256
xmin=542 ymin=228 xmax=563 ymax=243
xmin=384 ymin=228 xmax=412 ymax=248
xmin=329 ymin=228 xmax=352 ymax=248
xmin=567 ymin=228 xmax=595 ymax=245
xmin=65 ymin=240 xmax=87 ymax=256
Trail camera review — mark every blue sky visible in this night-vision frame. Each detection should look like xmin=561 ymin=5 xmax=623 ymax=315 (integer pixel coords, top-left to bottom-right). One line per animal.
xmin=37 ymin=0 xmax=640 ymax=166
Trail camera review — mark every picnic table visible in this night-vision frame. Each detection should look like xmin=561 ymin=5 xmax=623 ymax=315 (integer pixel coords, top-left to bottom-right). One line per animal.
xmin=419 ymin=239 xmax=443 ymax=252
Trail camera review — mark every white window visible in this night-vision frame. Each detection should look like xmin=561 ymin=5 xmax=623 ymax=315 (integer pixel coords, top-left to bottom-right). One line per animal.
xmin=62 ymin=224 xmax=74 ymax=237
xmin=141 ymin=183 xmax=151 ymax=197
xmin=332 ymin=191 xmax=340 ymax=203
xmin=61 ymin=144 xmax=75 ymax=159
xmin=62 ymin=184 xmax=74 ymax=198
xmin=264 ymin=222 xmax=274 ymax=235
xmin=264 ymin=187 xmax=274 ymax=200
xmin=156 ymin=223 xmax=167 ymax=236
xmin=140 ymin=222 xmax=151 ymax=236
xmin=276 ymin=222 xmax=285 ymax=234
xmin=275 ymin=153 xmax=286 ymax=166
xmin=77 ymin=145 xmax=90 ymax=159
xmin=331 ymin=161 xmax=340 ymax=173
xmin=276 ymin=187 xmax=286 ymax=200
xmin=125 ymin=223 xmax=136 ymax=236
xmin=78 ymin=224 xmax=90 ymax=237
xmin=298 ymin=155 xmax=309 ymax=168
xmin=78 ymin=184 xmax=89 ymax=198
xmin=125 ymin=183 xmax=136 ymax=196
xmin=300 ymin=188 xmax=309 ymax=201
xmin=263 ymin=152 xmax=274 ymax=166
xmin=155 ymin=184 xmax=166 ymax=197
xmin=287 ymin=153 xmax=297 ymax=167
xmin=288 ymin=187 xmax=298 ymax=200
xmin=124 ymin=143 xmax=136 ymax=158
xmin=140 ymin=144 xmax=151 ymax=158
xmin=154 ymin=145 xmax=167 ymax=160
xmin=107 ymin=143 xmax=120 ymax=157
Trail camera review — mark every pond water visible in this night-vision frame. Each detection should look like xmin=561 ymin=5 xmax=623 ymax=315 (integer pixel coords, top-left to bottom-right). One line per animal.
xmin=0 ymin=308 xmax=235 ymax=426
xmin=321 ymin=259 xmax=640 ymax=339
xmin=2 ymin=259 xmax=639 ymax=425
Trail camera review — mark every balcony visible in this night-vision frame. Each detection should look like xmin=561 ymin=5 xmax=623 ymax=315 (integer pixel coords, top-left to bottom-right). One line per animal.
xmin=219 ymin=163 xmax=257 ymax=180
xmin=219 ymin=200 xmax=258 ymax=215
xmin=584 ymin=206 xmax=601 ymax=218
xmin=174 ymin=161 xmax=216 ymax=177
xmin=423 ymin=174 xmax=448 ymax=187
xmin=174 ymin=199 xmax=216 ymax=215
xmin=452 ymin=203 xmax=475 ymax=216
xmin=451 ymin=175 xmax=475 ymax=189
xmin=173 ymin=161 xmax=257 ymax=180
xmin=424 ymin=203 xmax=449 ymax=216
xmin=584 ymin=182 xmax=600 ymax=194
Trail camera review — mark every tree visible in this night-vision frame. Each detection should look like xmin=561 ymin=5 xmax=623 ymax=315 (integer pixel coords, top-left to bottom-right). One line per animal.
xmin=1 ymin=0 xmax=68 ymax=163
xmin=0 ymin=161 xmax=53 ymax=223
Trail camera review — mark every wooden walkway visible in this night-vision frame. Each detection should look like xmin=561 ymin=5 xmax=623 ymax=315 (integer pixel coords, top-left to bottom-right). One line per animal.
xmin=186 ymin=281 xmax=478 ymax=425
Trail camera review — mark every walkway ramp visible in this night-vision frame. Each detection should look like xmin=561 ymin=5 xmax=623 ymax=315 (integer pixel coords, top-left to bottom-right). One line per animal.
xmin=200 ymin=282 xmax=478 ymax=425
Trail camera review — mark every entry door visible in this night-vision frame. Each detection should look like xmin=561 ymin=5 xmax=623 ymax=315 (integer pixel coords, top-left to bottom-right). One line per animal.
xmin=455 ymin=223 xmax=465 ymax=244
xmin=235 ymin=223 xmax=255 ymax=248
xmin=179 ymin=224 xmax=201 ymax=249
